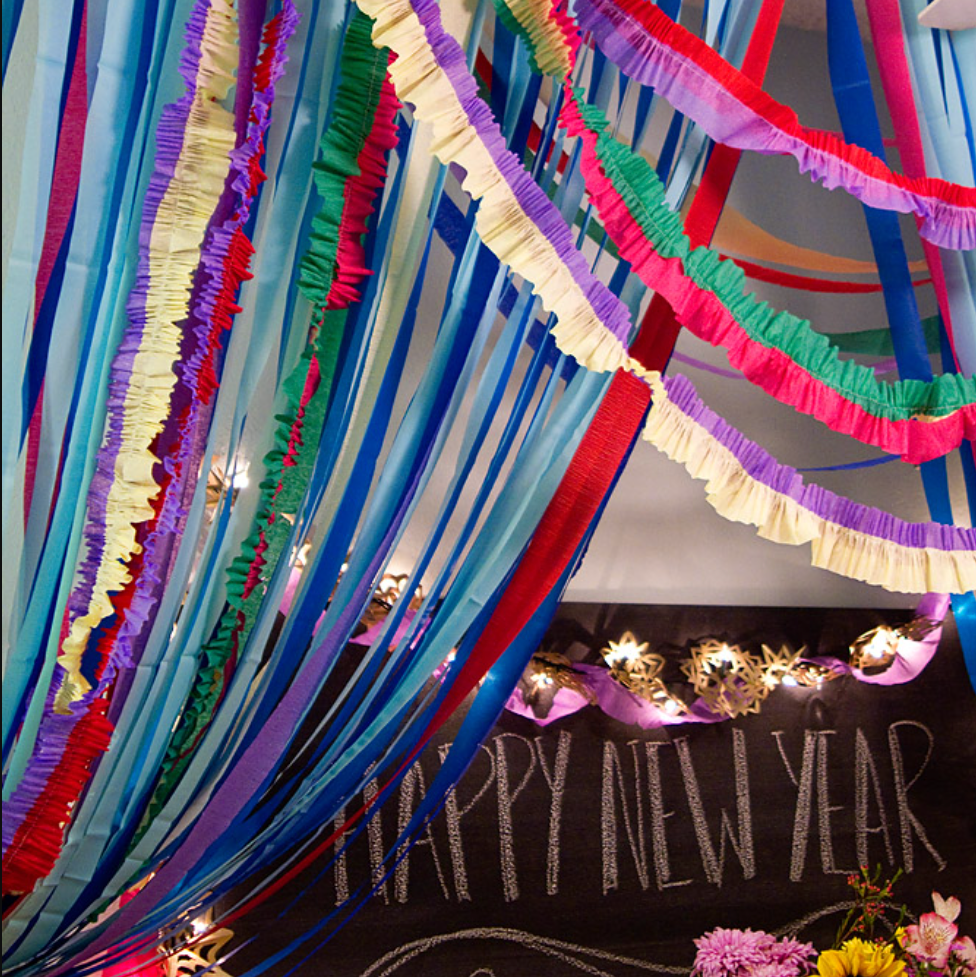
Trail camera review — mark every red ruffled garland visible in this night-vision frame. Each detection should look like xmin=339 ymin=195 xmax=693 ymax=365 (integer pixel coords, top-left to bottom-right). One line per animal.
xmin=588 ymin=0 xmax=976 ymax=217
xmin=559 ymin=92 xmax=975 ymax=464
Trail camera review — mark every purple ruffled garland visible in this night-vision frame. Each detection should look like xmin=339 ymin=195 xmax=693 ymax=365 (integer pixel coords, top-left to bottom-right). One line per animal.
xmin=2 ymin=0 xmax=240 ymax=861
xmin=659 ymin=373 xmax=976 ymax=554
xmin=106 ymin=1 xmax=299 ymax=724
xmin=60 ymin=0 xmax=215 ymax=655
xmin=404 ymin=0 xmax=634 ymax=347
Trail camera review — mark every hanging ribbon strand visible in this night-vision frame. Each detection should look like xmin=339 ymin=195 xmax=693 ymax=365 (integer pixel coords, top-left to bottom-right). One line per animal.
xmin=559 ymin=91 xmax=976 ymax=464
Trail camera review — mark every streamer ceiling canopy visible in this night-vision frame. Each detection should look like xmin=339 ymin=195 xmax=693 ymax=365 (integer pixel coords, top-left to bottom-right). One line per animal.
xmin=1 ymin=0 xmax=974 ymax=973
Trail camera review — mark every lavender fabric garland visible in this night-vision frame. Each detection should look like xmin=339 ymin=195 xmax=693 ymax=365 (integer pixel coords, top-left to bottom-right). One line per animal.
xmin=505 ymin=593 xmax=951 ymax=729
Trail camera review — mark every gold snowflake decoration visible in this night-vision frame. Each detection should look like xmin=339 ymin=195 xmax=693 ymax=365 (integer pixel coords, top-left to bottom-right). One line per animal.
xmin=759 ymin=643 xmax=805 ymax=689
xmin=680 ymin=639 xmax=767 ymax=718
xmin=523 ymin=650 xmax=596 ymax=706
xmin=601 ymin=632 xmax=666 ymax=699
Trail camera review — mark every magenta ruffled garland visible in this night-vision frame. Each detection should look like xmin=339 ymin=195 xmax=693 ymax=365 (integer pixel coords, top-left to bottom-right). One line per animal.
xmin=574 ymin=0 xmax=976 ymax=251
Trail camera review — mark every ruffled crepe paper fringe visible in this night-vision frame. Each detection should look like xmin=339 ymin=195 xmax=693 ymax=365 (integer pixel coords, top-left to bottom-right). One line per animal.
xmin=354 ymin=0 xmax=644 ymax=378
xmin=135 ymin=349 xmax=325 ymax=834
xmin=559 ymin=92 xmax=976 ymax=464
xmin=643 ymin=373 xmax=976 ymax=594
xmin=54 ymin=0 xmax=239 ymax=712
xmin=489 ymin=0 xmax=577 ymax=78
xmin=574 ymin=0 xmax=976 ymax=251
xmin=114 ymin=3 xmax=298 ymax=682
xmin=297 ymin=11 xmax=401 ymax=314
xmin=2 ymin=700 xmax=114 ymax=896
xmin=138 ymin=12 xmax=401 ymax=828
xmin=4 ymin=3 xmax=278 ymax=889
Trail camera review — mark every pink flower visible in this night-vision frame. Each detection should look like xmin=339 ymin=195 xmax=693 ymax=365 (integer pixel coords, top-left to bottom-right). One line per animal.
xmin=769 ymin=935 xmax=816 ymax=972
xmin=901 ymin=912 xmax=959 ymax=968
xmin=951 ymin=935 xmax=976 ymax=976
xmin=692 ymin=928 xmax=813 ymax=977
xmin=750 ymin=964 xmax=805 ymax=977
xmin=693 ymin=928 xmax=775 ymax=977
xmin=932 ymin=891 xmax=962 ymax=923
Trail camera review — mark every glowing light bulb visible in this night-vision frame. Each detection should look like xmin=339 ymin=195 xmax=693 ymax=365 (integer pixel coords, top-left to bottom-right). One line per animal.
xmin=663 ymin=698 xmax=680 ymax=715
xmin=604 ymin=632 xmax=646 ymax=665
xmin=191 ymin=918 xmax=208 ymax=936
xmin=715 ymin=644 xmax=736 ymax=664
xmin=864 ymin=628 xmax=893 ymax=659
xmin=781 ymin=674 xmax=798 ymax=687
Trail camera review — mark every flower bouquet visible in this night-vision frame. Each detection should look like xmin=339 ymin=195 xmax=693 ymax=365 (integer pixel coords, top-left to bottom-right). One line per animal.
xmin=692 ymin=867 xmax=974 ymax=977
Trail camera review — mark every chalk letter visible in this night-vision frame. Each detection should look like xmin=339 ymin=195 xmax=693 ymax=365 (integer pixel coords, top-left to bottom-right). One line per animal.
xmin=644 ymin=741 xmax=692 ymax=890
xmin=437 ymin=742 xmax=496 ymax=902
xmin=815 ymin=730 xmax=855 ymax=875
xmin=888 ymin=721 xmax=946 ymax=871
xmin=854 ymin=728 xmax=894 ymax=868
xmin=364 ymin=777 xmax=389 ymax=904
xmin=601 ymin=740 xmax=650 ymax=894
xmin=495 ymin=733 xmax=537 ymax=902
xmin=673 ymin=730 xmax=755 ymax=886
xmin=534 ymin=730 xmax=572 ymax=896
xmin=773 ymin=729 xmax=816 ymax=881
xmin=395 ymin=760 xmax=451 ymax=904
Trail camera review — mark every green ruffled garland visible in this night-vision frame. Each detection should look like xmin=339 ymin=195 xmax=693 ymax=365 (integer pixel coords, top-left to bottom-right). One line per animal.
xmin=568 ymin=93 xmax=974 ymax=422
xmin=489 ymin=3 xmax=944 ymax=373
xmin=134 ymin=11 xmax=395 ymax=835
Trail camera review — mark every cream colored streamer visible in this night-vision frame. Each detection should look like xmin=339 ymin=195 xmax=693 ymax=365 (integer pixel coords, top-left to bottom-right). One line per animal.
xmin=642 ymin=375 xmax=976 ymax=594
xmin=354 ymin=0 xmax=646 ymax=378
xmin=55 ymin=1 xmax=239 ymax=708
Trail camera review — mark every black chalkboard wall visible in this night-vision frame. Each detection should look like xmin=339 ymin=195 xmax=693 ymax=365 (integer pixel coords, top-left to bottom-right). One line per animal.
xmin=222 ymin=604 xmax=976 ymax=976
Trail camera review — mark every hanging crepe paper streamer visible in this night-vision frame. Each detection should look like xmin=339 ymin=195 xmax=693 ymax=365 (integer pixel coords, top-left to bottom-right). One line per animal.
xmin=1 ymin=0 xmax=298 ymax=882
xmin=726 ymin=256 xmax=931 ymax=294
xmin=52 ymin=0 xmax=238 ymax=712
xmin=643 ymin=372 xmax=976 ymax=595
xmin=351 ymin=0 xmax=643 ymax=378
xmin=504 ymin=593 xmax=951 ymax=727
xmin=827 ymin=0 xmax=976 ymax=696
xmin=1 ymin=0 xmax=243 ymax=899
xmin=488 ymin=0 xmax=576 ymax=79
xmin=94 ymin=0 xmax=294 ymax=726
xmin=66 ymin=62 xmax=615 ymax=965
xmin=136 ymin=10 xmax=400 ymax=834
xmin=559 ymin=91 xmax=976 ymax=465
xmin=22 ymin=0 xmax=89 ymax=521
xmin=573 ymin=0 xmax=976 ymax=251
xmin=6 ymin=1 xmax=976 ymax=973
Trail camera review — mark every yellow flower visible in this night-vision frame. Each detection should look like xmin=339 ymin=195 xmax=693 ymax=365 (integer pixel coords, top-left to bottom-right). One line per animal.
xmin=816 ymin=939 xmax=906 ymax=977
